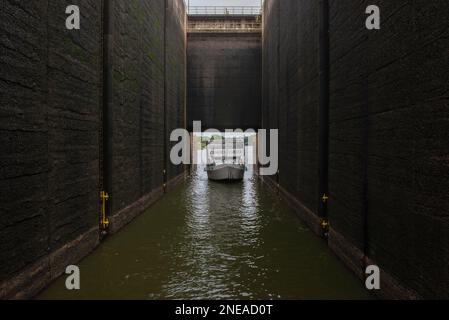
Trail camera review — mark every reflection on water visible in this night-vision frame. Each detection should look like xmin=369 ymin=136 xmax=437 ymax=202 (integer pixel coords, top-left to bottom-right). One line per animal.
xmin=164 ymin=168 xmax=263 ymax=299
xmin=38 ymin=167 xmax=371 ymax=300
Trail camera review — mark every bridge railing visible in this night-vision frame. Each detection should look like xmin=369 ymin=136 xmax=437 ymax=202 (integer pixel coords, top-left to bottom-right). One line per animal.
xmin=188 ymin=6 xmax=262 ymax=16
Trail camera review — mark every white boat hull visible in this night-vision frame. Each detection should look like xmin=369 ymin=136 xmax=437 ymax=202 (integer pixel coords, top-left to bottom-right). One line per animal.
xmin=206 ymin=164 xmax=245 ymax=181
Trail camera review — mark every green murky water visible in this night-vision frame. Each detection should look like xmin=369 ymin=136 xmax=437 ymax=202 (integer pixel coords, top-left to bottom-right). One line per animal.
xmin=38 ymin=168 xmax=371 ymax=300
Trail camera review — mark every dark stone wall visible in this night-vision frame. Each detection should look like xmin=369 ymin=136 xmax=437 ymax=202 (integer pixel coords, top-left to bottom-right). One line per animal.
xmin=110 ymin=0 xmax=164 ymax=214
xmin=109 ymin=0 xmax=186 ymax=214
xmin=187 ymin=33 xmax=262 ymax=131
xmin=0 ymin=0 xmax=187 ymax=298
xmin=328 ymin=0 xmax=449 ymax=299
xmin=263 ymin=0 xmax=449 ymax=298
xmin=0 ymin=0 xmax=102 ymax=283
xmin=166 ymin=0 xmax=187 ymax=181
xmin=263 ymin=0 xmax=320 ymax=217
xmin=261 ymin=0 xmax=279 ymax=134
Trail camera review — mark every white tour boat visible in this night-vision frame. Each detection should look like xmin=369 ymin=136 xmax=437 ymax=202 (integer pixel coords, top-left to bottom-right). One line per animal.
xmin=205 ymin=136 xmax=246 ymax=182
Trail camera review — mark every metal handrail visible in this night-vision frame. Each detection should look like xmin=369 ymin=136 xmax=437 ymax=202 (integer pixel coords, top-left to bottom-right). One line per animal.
xmin=188 ymin=6 xmax=262 ymax=16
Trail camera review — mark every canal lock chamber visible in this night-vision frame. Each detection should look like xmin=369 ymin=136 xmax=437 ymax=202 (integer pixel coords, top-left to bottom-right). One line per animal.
xmin=0 ymin=0 xmax=448 ymax=300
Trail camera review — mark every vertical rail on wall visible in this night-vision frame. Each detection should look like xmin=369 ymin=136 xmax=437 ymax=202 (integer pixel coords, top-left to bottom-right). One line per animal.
xmin=99 ymin=0 xmax=104 ymax=214
xmin=101 ymin=0 xmax=113 ymax=232
xmin=276 ymin=0 xmax=281 ymax=194
xmin=163 ymin=0 xmax=168 ymax=193
xmin=259 ymin=1 xmax=264 ymax=174
xmin=260 ymin=1 xmax=264 ymax=135
xmin=318 ymin=0 xmax=330 ymax=237
xmin=361 ymin=72 xmax=371 ymax=267
xmin=361 ymin=115 xmax=369 ymax=268
xmin=184 ymin=6 xmax=189 ymax=176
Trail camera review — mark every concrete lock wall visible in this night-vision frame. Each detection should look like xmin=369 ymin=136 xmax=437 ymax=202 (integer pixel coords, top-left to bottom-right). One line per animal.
xmin=165 ymin=0 xmax=187 ymax=184
xmin=262 ymin=0 xmax=449 ymax=299
xmin=262 ymin=0 xmax=321 ymax=232
xmin=0 ymin=0 xmax=103 ymax=299
xmin=328 ymin=0 xmax=449 ymax=299
xmin=0 ymin=0 xmax=187 ymax=299
xmin=187 ymin=31 xmax=262 ymax=130
xmin=108 ymin=0 xmax=187 ymax=232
